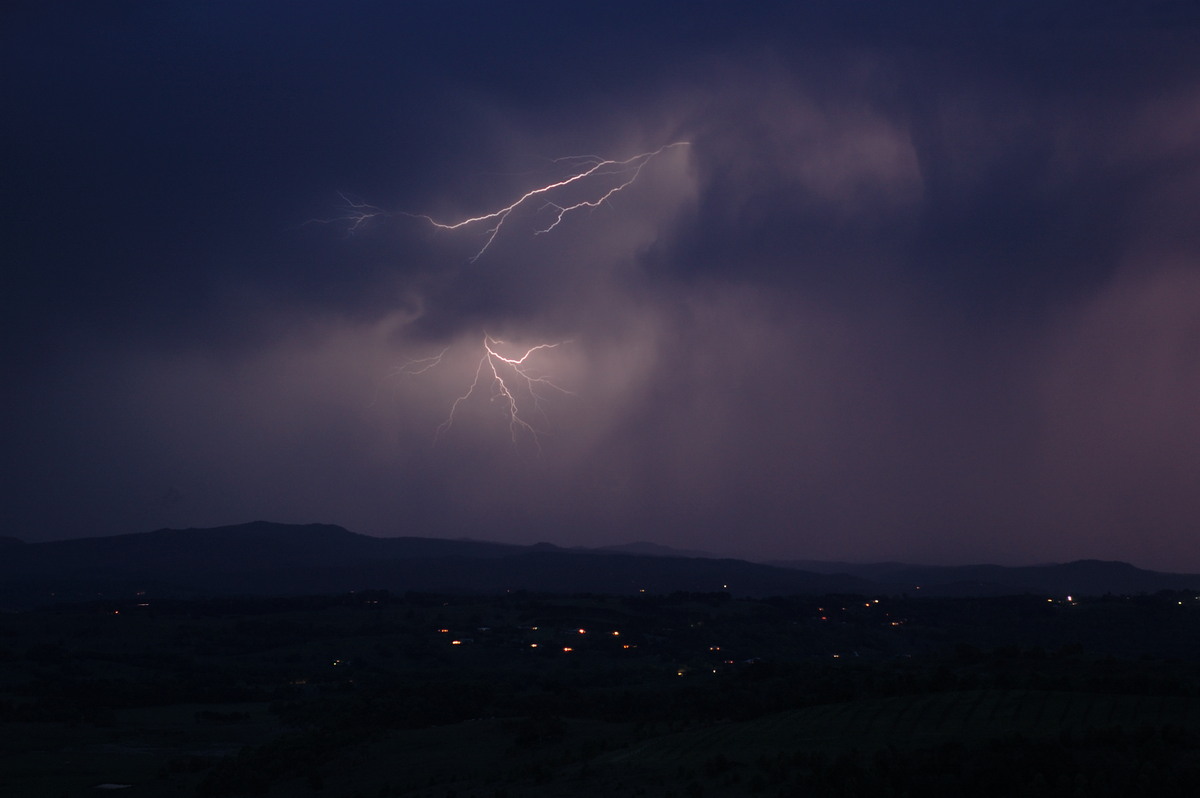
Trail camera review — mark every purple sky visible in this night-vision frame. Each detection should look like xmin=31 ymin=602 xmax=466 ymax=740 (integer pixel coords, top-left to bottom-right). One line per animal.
xmin=4 ymin=2 xmax=1200 ymax=569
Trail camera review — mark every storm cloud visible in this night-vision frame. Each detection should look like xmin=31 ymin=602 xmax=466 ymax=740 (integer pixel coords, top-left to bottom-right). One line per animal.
xmin=4 ymin=2 xmax=1200 ymax=570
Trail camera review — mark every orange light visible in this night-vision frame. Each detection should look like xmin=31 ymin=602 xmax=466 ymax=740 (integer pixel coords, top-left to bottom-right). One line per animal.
xmin=562 ymin=647 xmax=573 ymax=652
xmin=451 ymin=640 xmax=462 ymax=645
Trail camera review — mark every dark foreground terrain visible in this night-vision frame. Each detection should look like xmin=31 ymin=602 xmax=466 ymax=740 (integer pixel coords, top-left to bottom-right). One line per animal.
xmin=3 ymin=589 xmax=1200 ymax=797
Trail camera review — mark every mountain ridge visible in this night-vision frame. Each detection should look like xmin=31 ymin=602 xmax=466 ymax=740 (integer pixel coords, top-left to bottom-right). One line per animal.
xmin=2 ymin=522 xmax=1197 ymax=609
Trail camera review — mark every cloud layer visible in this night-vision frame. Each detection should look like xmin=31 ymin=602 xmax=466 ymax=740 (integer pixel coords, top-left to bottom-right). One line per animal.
xmin=4 ymin=3 xmax=1200 ymax=569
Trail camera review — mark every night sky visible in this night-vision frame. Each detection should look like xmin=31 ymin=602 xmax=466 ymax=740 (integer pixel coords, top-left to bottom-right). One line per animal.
xmin=5 ymin=2 xmax=1200 ymax=569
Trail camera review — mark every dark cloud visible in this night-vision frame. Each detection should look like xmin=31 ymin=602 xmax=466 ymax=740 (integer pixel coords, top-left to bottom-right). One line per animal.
xmin=4 ymin=2 xmax=1200 ymax=570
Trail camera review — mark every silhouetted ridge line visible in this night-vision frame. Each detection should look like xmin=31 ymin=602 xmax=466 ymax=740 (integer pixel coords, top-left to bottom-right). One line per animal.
xmin=2 ymin=523 xmax=1198 ymax=610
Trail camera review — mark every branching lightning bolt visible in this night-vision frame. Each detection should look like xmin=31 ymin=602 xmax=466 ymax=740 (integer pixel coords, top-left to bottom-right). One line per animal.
xmin=396 ymin=335 xmax=572 ymax=453
xmin=390 ymin=347 xmax=450 ymax=376
xmin=330 ymin=141 xmax=688 ymax=261
xmin=437 ymin=335 xmax=572 ymax=450
xmin=352 ymin=142 xmax=685 ymax=449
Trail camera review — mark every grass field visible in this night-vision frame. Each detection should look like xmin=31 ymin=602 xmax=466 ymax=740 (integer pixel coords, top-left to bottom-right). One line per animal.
xmin=606 ymin=688 xmax=1200 ymax=766
xmin=4 ymin=591 xmax=1200 ymax=796
xmin=185 ymin=690 xmax=1200 ymax=797
xmin=0 ymin=702 xmax=282 ymax=797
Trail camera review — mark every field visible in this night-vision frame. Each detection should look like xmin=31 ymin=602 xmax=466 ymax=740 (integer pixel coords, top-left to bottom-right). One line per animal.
xmin=2 ymin=591 xmax=1199 ymax=796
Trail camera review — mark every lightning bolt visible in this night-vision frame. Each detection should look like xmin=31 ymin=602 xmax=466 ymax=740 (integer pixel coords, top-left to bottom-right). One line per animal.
xmin=390 ymin=347 xmax=449 ymax=376
xmin=329 ymin=142 xmax=689 ymax=261
xmin=350 ymin=143 xmax=685 ymax=448
xmin=397 ymin=335 xmax=572 ymax=453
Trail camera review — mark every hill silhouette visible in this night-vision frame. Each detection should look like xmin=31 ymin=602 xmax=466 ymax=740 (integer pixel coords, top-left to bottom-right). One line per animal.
xmin=2 ymin=522 xmax=1198 ymax=608
xmin=0 ymin=522 xmax=867 ymax=608
xmin=771 ymin=557 xmax=1200 ymax=598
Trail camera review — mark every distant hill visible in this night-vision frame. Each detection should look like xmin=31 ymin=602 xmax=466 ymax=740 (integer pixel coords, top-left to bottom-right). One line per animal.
xmin=0 ymin=522 xmax=868 ymax=609
xmin=3 ymin=523 xmax=1198 ymax=610
xmin=770 ymin=558 xmax=1200 ymax=598
xmin=594 ymin=541 xmax=719 ymax=559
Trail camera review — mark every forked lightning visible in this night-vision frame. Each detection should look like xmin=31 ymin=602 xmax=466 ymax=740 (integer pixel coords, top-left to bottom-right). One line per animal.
xmin=335 ymin=142 xmax=688 ymax=261
xmin=394 ymin=335 xmax=571 ymax=452
xmin=361 ymin=143 xmax=685 ymax=449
